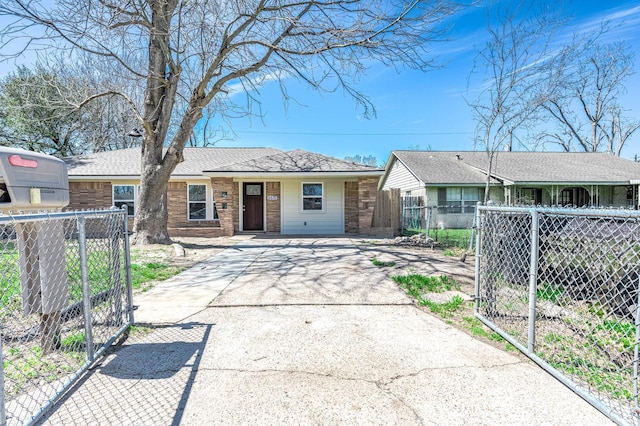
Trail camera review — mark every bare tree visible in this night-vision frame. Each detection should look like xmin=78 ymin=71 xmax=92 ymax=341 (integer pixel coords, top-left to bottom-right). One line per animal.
xmin=539 ymin=41 xmax=640 ymax=156
xmin=0 ymin=0 xmax=461 ymax=244
xmin=467 ymin=2 xmax=563 ymax=202
xmin=345 ymin=154 xmax=378 ymax=167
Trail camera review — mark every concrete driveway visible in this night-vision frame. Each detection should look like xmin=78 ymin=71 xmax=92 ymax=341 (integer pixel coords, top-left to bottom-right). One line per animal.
xmin=41 ymin=237 xmax=613 ymax=425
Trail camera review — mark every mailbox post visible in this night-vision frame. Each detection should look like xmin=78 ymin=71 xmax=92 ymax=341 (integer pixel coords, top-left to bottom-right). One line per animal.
xmin=0 ymin=147 xmax=70 ymax=354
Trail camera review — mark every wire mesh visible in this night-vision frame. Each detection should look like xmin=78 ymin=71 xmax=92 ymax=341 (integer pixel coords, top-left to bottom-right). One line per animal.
xmin=475 ymin=205 xmax=640 ymax=426
xmin=401 ymin=197 xmax=476 ymax=249
xmin=0 ymin=209 xmax=131 ymax=426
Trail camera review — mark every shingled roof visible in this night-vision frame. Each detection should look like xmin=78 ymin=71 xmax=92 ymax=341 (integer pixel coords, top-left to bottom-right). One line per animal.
xmin=203 ymin=149 xmax=382 ymax=175
xmin=65 ymin=147 xmax=283 ymax=178
xmin=64 ymin=147 xmax=382 ymax=178
xmin=388 ymin=151 xmax=640 ymax=185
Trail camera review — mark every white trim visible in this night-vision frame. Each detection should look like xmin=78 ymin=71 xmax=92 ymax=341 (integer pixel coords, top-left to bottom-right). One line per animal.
xmin=301 ymin=182 xmax=324 ymax=213
xmin=204 ymin=171 xmax=382 ymax=178
xmin=187 ymin=183 xmax=208 ymax=221
xmin=69 ymin=175 xmax=209 ymax=181
xmin=112 ymin=184 xmax=137 ymax=217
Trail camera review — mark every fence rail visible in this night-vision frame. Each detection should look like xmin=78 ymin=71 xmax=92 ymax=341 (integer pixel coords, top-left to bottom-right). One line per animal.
xmin=474 ymin=205 xmax=640 ymax=425
xmin=401 ymin=198 xmax=476 ymax=249
xmin=0 ymin=208 xmax=133 ymax=426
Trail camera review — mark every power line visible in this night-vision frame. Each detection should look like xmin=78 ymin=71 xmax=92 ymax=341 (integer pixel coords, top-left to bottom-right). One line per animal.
xmin=236 ymin=130 xmax=474 ymax=137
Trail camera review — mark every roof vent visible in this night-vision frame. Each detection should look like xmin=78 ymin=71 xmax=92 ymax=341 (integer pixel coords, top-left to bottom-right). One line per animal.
xmin=455 ymin=154 xmax=461 ymax=160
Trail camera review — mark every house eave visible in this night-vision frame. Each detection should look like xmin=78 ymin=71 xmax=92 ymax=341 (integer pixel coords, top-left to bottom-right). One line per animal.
xmin=68 ymin=174 xmax=210 ymax=181
xmin=505 ymin=181 xmax=636 ymax=186
xmin=203 ymin=171 xmax=384 ymax=178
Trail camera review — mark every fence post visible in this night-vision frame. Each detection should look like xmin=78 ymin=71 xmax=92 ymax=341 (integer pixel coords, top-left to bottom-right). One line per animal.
xmin=122 ymin=208 xmax=134 ymax=325
xmin=77 ymin=216 xmax=95 ymax=362
xmin=526 ymin=209 xmax=540 ymax=354
xmin=474 ymin=205 xmax=482 ymax=313
xmin=400 ymin=198 xmax=405 ymax=235
xmin=425 ymin=206 xmax=431 ymax=240
xmin=110 ymin=221 xmax=123 ymax=327
xmin=635 ymin=274 xmax=640 ymax=410
xmin=0 ymin=331 xmax=6 ymax=426
xmin=468 ymin=204 xmax=478 ymax=252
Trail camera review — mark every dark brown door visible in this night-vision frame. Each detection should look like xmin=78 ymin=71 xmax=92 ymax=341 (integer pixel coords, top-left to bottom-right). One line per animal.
xmin=243 ymin=183 xmax=264 ymax=231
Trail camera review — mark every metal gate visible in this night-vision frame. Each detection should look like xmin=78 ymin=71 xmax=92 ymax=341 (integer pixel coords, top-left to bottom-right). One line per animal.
xmin=0 ymin=208 xmax=133 ymax=426
xmin=474 ymin=205 xmax=640 ymax=426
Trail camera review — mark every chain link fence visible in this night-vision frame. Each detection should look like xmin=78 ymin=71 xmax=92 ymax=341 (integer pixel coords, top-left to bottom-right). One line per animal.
xmin=474 ymin=205 xmax=640 ymax=425
xmin=0 ymin=208 xmax=133 ymax=426
xmin=402 ymin=197 xmax=476 ymax=249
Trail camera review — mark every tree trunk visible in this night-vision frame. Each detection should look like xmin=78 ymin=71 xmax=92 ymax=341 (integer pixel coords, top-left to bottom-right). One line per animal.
xmin=132 ymin=176 xmax=171 ymax=245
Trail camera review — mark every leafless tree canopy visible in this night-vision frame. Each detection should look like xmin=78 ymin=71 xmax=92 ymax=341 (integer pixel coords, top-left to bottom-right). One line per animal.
xmin=0 ymin=0 xmax=461 ymax=243
xmin=467 ymin=2 xmax=564 ymax=202
xmin=539 ymin=41 xmax=640 ymax=156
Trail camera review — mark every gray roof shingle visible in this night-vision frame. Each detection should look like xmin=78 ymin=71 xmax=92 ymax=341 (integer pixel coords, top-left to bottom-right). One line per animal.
xmin=392 ymin=151 xmax=495 ymax=185
xmin=204 ymin=149 xmax=383 ymax=173
xmin=391 ymin=151 xmax=640 ymax=185
xmin=65 ymin=147 xmax=381 ymax=177
xmin=65 ymin=147 xmax=283 ymax=177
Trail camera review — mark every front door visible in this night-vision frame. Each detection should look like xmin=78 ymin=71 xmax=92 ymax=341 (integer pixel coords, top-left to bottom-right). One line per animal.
xmin=243 ymin=182 xmax=264 ymax=231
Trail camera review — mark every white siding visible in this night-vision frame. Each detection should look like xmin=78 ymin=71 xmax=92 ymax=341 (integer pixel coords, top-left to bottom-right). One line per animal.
xmin=382 ymin=159 xmax=423 ymax=194
xmin=281 ymin=178 xmax=344 ymax=234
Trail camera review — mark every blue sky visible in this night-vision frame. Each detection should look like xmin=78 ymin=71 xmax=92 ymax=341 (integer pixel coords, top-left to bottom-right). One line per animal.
xmin=1 ymin=1 xmax=639 ymax=165
xmin=218 ymin=1 xmax=640 ymax=165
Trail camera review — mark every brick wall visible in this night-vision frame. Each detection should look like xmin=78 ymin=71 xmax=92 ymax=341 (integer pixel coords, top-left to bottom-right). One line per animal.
xmin=68 ymin=182 xmax=112 ymax=210
xmin=212 ymin=177 xmax=235 ymax=236
xmin=164 ymin=180 xmax=227 ymax=238
xmin=231 ymin=182 xmax=240 ymax=233
xmin=167 ymin=182 xmax=188 ymax=228
xmin=344 ymin=181 xmax=359 ymax=234
xmin=358 ymin=177 xmax=378 ymax=234
xmin=266 ymin=181 xmax=281 ymax=233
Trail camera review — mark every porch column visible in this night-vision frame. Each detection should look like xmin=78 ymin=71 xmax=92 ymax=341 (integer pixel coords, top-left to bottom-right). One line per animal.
xmin=357 ymin=177 xmax=378 ymax=234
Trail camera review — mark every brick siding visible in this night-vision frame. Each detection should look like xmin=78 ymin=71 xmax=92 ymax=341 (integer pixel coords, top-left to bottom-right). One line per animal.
xmin=344 ymin=181 xmax=359 ymax=234
xmin=358 ymin=177 xmax=378 ymax=234
xmin=212 ymin=177 xmax=236 ymax=236
xmin=68 ymin=182 xmax=112 ymax=210
xmin=266 ymin=181 xmax=281 ymax=233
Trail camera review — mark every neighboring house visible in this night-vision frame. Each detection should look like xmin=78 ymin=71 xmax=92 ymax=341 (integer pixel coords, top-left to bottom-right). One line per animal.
xmin=380 ymin=150 xmax=640 ymax=228
xmin=64 ymin=147 xmax=385 ymax=238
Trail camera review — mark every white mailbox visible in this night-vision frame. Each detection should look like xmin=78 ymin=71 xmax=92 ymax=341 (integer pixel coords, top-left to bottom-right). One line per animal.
xmin=0 ymin=147 xmax=69 ymax=210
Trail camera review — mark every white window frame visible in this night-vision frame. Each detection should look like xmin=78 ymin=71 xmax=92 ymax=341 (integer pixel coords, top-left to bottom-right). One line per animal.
xmin=187 ymin=184 xmax=208 ymax=221
xmin=301 ymin=182 xmax=324 ymax=212
xmin=113 ymin=184 xmax=136 ymax=217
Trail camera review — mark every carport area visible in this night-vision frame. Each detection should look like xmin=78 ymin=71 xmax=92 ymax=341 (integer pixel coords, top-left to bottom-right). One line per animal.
xmin=38 ymin=237 xmax=612 ymax=425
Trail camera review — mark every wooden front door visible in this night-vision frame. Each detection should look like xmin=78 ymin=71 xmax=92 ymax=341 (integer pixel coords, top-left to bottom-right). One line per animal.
xmin=243 ymin=183 xmax=264 ymax=231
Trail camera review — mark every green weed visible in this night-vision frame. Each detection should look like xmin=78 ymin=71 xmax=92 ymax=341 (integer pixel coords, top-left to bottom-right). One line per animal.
xmin=370 ymin=258 xmax=396 ymax=267
xmin=392 ymin=274 xmax=460 ymax=297
xmin=536 ymin=283 xmax=564 ymax=303
xmin=130 ymin=262 xmax=185 ymax=290
xmin=420 ymin=295 xmax=465 ymax=317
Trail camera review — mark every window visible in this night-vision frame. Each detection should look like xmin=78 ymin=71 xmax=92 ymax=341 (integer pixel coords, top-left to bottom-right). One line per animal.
xmin=302 ymin=183 xmax=323 ymax=211
xmin=446 ymin=187 xmax=481 ymax=213
xmin=188 ymin=184 xmax=207 ymax=220
xmin=245 ymin=184 xmax=262 ymax=196
xmin=113 ymin=185 xmax=135 ymax=216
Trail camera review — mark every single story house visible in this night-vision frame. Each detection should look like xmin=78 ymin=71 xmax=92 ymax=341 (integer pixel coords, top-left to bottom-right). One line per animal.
xmin=64 ymin=147 xmax=386 ymax=238
xmin=380 ymin=150 xmax=640 ymax=228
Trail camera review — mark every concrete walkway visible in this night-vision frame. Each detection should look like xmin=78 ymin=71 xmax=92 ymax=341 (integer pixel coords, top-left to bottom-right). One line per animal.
xmin=41 ymin=237 xmax=613 ymax=425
